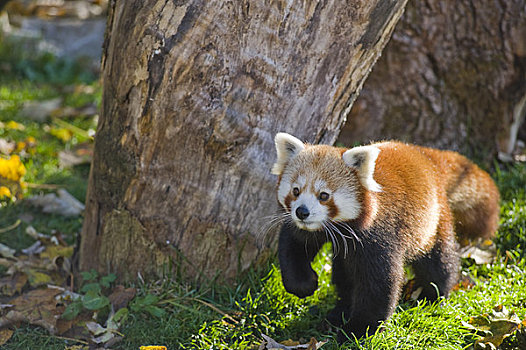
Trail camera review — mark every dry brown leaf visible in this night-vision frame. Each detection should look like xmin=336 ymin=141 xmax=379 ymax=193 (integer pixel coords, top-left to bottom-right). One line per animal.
xmin=281 ymin=339 xmax=300 ymax=346
xmin=463 ymin=305 xmax=523 ymax=349
xmin=0 ymin=287 xmax=62 ymax=334
xmin=460 ymin=240 xmax=497 ymax=264
xmin=260 ymin=334 xmax=327 ymax=350
xmin=108 ymin=285 xmax=136 ymax=310
xmin=0 ymin=272 xmax=28 ymax=296
xmin=452 ymin=273 xmax=476 ymax=292
xmin=0 ymin=328 xmax=13 ymax=346
xmin=58 ymin=309 xmax=94 ymax=340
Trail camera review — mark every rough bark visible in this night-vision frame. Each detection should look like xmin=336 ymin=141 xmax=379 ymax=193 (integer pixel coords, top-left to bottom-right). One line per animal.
xmin=78 ymin=0 xmax=409 ymax=281
xmin=338 ymin=0 xmax=526 ymax=161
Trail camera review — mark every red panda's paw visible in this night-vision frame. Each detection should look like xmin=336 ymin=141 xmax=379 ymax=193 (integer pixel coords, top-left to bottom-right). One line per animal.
xmin=282 ymin=270 xmax=318 ymax=298
xmin=326 ymin=304 xmax=350 ymax=327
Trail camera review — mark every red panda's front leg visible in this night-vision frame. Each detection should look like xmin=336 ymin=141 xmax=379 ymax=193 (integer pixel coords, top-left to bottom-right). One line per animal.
xmin=278 ymin=224 xmax=325 ymax=298
xmin=335 ymin=247 xmax=405 ymax=342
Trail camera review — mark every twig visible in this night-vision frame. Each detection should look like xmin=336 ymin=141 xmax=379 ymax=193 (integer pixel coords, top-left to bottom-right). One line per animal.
xmin=43 ymin=335 xmax=89 ymax=345
xmin=161 ymin=297 xmax=238 ymax=324
xmin=52 ymin=118 xmax=93 ymax=140
xmin=0 ymin=219 xmax=21 ymax=234
xmin=188 ymin=297 xmax=239 ymax=324
xmin=24 ymin=183 xmax=61 ymax=190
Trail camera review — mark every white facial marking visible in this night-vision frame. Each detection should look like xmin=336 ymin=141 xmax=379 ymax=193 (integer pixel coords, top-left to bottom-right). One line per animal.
xmin=332 ymin=187 xmax=361 ymax=221
xmin=296 ymin=175 xmax=307 ymax=189
xmin=277 ymin=170 xmax=293 ymax=207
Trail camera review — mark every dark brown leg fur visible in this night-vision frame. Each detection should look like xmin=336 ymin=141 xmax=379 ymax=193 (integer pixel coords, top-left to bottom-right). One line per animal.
xmin=412 ymin=211 xmax=459 ymax=301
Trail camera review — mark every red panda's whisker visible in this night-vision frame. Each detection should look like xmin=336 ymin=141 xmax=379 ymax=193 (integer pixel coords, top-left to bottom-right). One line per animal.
xmin=325 ymin=220 xmax=349 ymax=257
xmin=325 ymin=220 xmax=347 ymax=257
xmin=337 ymin=221 xmax=363 ymax=249
xmin=257 ymin=212 xmax=291 ymax=246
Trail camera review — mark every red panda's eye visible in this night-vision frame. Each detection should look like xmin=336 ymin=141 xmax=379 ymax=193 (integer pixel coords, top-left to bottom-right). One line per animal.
xmin=292 ymin=187 xmax=300 ymax=196
xmin=319 ymin=192 xmax=330 ymax=201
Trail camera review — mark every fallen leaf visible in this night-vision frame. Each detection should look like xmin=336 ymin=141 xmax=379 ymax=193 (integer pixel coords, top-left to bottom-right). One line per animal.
xmin=260 ymin=334 xmax=327 ymax=350
xmin=21 ymin=240 xmax=45 ymax=255
xmin=86 ymin=310 xmax=123 ymax=345
xmin=460 ymin=240 xmax=497 ymax=264
xmin=26 ymin=189 xmax=85 ymax=217
xmin=452 ymin=273 xmax=476 ymax=292
xmin=281 ymin=339 xmax=300 ymax=346
xmin=58 ymin=149 xmax=92 ymax=167
xmin=108 ymin=285 xmax=136 ymax=310
xmin=0 ymin=272 xmax=28 ymax=296
xmin=56 ymin=317 xmax=75 ymax=335
xmin=25 ymin=268 xmax=52 ymax=287
xmin=85 ymin=321 xmax=106 ymax=336
xmin=20 ymin=98 xmax=62 ymax=122
xmin=0 ymin=258 xmax=11 ymax=267
xmin=463 ymin=305 xmax=523 ymax=348
xmin=64 ymin=345 xmax=89 ymax=350
xmin=0 ymin=328 xmax=13 ymax=346
xmin=402 ymin=279 xmax=424 ymax=301
xmin=40 ymin=245 xmax=74 ymax=260
xmin=0 ymin=243 xmax=15 ymax=259
xmin=58 ymin=307 xmax=93 ymax=340
xmin=0 ymin=287 xmax=62 ymax=334
xmin=51 ymin=103 xmax=98 ymax=119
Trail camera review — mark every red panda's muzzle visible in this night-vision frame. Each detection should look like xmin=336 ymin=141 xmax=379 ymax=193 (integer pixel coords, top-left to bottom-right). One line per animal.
xmin=295 ymin=205 xmax=310 ymax=220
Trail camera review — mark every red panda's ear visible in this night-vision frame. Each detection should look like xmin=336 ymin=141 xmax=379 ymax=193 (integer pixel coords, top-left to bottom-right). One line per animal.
xmin=271 ymin=133 xmax=305 ymax=175
xmin=342 ymin=146 xmax=382 ymax=192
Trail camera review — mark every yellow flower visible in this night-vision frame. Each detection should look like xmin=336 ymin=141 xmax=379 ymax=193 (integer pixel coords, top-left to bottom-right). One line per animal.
xmin=5 ymin=120 xmax=25 ymax=130
xmin=0 ymin=155 xmax=26 ymax=182
xmin=16 ymin=141 xmax=26 ymax=152
xmin=0 ymin=186 xmax=11 ymax=198
xmin=25 ymin=136 xmax=37 ymax=145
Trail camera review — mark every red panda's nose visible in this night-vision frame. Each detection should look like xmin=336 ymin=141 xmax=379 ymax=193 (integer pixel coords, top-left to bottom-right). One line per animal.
xmin=296 ymin=205 xmax=310 ymax=220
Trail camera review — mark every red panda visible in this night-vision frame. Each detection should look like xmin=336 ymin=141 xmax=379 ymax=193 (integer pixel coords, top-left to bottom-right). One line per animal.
xmin=271 ymin=132 xmax=500 ymax=341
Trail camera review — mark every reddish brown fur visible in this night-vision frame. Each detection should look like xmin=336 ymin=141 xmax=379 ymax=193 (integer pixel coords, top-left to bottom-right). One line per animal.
xmin=417 ymin=146 xmax=500 ymax=243
xmin=325 ymin=197 xmax=339 ymax=218
xmin=274 ymin=136 xmax=500 ymax=341
xmin=368 ymin=142 xmax=499 ymax=249
xmin=277 ymin=140 xmax=499 ymax=248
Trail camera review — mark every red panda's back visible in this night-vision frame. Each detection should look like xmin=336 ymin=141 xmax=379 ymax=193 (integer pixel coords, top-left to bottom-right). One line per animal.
xmin=371 ymin=141 xmax=447 ymax=256
xmin=417 ymin=146 xmax=500 ymax=243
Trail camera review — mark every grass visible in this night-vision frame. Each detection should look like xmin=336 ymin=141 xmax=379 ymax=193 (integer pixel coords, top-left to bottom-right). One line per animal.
xmin=1 ymin=34 xmax=526 ymax=349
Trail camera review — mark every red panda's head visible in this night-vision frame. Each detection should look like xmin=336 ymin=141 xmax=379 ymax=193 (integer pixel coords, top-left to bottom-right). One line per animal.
xmin=271 ymin=133 xmax=382 ymax=232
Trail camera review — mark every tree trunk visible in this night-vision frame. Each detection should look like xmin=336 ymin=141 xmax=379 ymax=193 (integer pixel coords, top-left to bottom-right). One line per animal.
xmin=338 ymin=0 xmax=526 ymax=161
xmin=79 ymin=0 xmax=408 ymax=281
